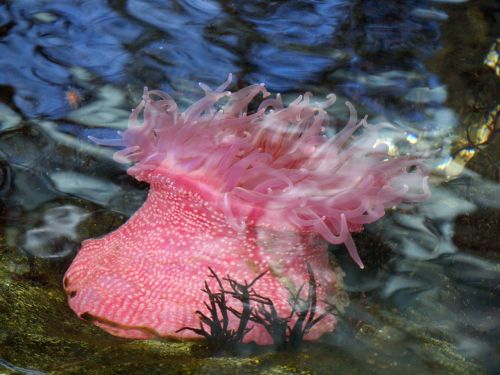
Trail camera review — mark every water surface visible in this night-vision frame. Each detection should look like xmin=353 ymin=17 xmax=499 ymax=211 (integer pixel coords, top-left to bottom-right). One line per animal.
xmin=0 ymin=1 xmax=499 ymax=374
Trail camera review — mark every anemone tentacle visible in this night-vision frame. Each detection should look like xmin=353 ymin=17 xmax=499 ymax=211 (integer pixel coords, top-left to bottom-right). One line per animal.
xmin=107 ymin=74 xmax=429 ymax=267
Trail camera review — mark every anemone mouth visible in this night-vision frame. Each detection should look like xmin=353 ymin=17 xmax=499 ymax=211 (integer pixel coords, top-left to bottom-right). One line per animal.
xmin=92 ymin=74 xmax=430 ymax=268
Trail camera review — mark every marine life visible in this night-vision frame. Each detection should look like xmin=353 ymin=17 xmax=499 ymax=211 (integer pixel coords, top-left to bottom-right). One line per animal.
xmin=65 ymin=88 xmax=82 ymax=109
xmin=63 ymin=74 xmax=429 ymax=344
xmin=178 ymin=264 xmax=336 ymax=352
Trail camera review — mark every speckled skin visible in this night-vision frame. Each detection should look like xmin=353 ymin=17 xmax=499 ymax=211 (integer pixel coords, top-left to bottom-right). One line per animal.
xmin=64 ymin=171 xmax=342 ymax=344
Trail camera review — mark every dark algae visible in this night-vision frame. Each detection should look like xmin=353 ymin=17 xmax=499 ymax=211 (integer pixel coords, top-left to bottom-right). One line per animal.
xmin=177 ymin=267 xmax=259 ymax=353
xmin=179 ymin=265 xmax=338 ymax=354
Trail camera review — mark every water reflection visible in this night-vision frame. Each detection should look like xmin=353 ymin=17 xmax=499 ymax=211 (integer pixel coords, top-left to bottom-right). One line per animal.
xmin=0 ymin=0 xmax=137 ymax=118
xmin=0 ymin=358 xmax=45 ymax=375
xmin=0 ymin=0 xmax=498 ymax=373
xmin=22 ymin=205 xmax=88 ymax=259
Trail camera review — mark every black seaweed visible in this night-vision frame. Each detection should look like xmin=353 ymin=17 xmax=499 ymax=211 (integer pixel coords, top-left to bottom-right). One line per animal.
xmin=178 ymin=264 xmax=337 ymax=353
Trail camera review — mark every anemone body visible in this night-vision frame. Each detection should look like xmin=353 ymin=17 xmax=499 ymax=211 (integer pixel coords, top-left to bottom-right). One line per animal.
xmin=64 ymin=75 xmax=428 ymax=344
xmin=64 ymin=169 xmax=341 ymax=343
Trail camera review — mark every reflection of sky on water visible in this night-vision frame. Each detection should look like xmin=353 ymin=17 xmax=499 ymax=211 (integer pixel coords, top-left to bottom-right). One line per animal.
xmin=0 ymin=0 xmax=498 ymax=373
xmin=0 ymin=1 xmax=137 ymax=118
xmin=22 ymin=205 xmax=89 ymax=258
xmin=1 ymin=0 xmax=453 ymax=133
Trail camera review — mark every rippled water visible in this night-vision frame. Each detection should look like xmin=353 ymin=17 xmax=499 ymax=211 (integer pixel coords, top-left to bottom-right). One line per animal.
xmin=0 ymin=1 xmax=499 ymax=374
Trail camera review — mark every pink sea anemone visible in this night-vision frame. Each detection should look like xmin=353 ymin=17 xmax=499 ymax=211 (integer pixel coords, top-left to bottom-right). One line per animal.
xmin=63 ymin=74 xmax=429 ymax=344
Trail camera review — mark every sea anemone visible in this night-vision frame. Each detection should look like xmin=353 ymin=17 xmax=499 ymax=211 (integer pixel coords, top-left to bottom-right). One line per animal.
xmin=63 ymin=74 xmax=429 ymax=344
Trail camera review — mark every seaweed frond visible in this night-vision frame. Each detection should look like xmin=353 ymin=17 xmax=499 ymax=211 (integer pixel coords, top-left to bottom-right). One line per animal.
xmin=176 ymin=267 xmax=251 ymax=353
xmin=179 ymin=264 xmax=337 ymax=353
xmin=249 ymin=263 xmax=337 ymax=351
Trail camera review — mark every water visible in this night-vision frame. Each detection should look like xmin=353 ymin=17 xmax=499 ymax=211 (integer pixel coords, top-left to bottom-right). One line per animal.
xmin=0 ymin=0 xmax=499 ymax=374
